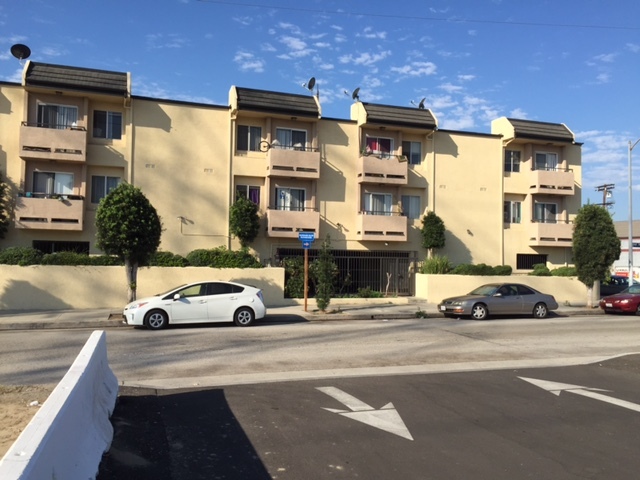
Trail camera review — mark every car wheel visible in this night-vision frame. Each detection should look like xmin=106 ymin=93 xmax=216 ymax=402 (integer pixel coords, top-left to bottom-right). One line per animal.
xmin=533 ymin=302 xmax=548 ymax=319
xmin=471 ymin=303 xmax=488 ymax=320
xmin=234 ymin=307 xmax=255 ymax=327
xmin=145 ymin=309 xmax=168 ymax=330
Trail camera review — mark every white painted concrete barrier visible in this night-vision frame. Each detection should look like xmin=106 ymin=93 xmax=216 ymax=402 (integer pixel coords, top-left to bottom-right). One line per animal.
xmin=0 ymin=331 xmax=118 ymax=480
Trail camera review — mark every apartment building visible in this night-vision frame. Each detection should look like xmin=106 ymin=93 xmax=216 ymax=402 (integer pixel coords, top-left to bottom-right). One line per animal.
xmin=0 ymin=61 xmax=582 ymax=294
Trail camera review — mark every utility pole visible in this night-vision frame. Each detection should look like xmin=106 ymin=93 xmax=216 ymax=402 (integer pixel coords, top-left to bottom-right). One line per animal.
xmin=595 ymin=183 xmax=615 ymax=209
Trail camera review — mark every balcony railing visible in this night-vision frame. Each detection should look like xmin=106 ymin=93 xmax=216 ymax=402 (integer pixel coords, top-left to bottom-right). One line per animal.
xmin=266 ymin=206 xmax=320 ymax=238
xmin=530 ymin=167 xmax=575 ymax=195
xmin=20 ymin=122 xmax=87 ymax=163
xmin=528 ymin=219 xmax=573 ymax=247
xmin=267 ymin=145 xmax=320 ymax=179
xmin=358 ymin=152 xmax=408 ymax=185
xmin=356 ymin=211 xmax=407 ymax=242
xmin=14 ymin=193 xmax=84 ymax=231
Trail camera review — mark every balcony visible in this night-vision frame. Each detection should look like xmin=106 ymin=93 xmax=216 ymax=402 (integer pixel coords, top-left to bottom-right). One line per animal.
xmin=267 ymin=146 xmax=320 ymax=179
xmin=358 ymin=153 xmax=408 ymax=185
xmin=20 ymin=122 xmax=87 ymax=163
xmin=529 ymin=168 xmax=575 ymax=195
xmin=528 ymin=220 xmax=573 ymax=247
xmin=14 ymin=194 xmax=84 ymax=231
xmin=266 ymin=207 xmax=320 ymax=238
xmin=356 ymin=212 xmax=407 ymax=242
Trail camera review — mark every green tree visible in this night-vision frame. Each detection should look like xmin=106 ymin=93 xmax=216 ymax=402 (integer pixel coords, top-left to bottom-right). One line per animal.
xmin=95 ymin=183 xmax=162 ymax=302
xmin=0 ymin=174 xmax=10 ymax=239
xmin=573 ymin=204 xmax=620 ymax=306
xmin=311 ymin=235 xmax=338 ymax=311
xmin=420 ymin=211 xmax=446 ymax=258
xmin=229 ymin=196 xmax=260 ymax=248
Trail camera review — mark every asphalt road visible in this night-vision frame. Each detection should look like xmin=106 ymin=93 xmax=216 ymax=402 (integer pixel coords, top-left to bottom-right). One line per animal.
xmin=98 ymin=354 xmax=640 ymax=479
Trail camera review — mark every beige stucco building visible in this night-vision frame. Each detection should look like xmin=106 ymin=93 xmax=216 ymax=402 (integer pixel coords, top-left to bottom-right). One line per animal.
xmin=0 ymin=61 xmax=582 ymax=295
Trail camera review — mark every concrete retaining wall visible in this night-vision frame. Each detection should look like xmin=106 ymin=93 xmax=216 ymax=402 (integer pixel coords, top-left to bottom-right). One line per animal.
xmin=0 ymin=331 xmax=118 ymax=480
xmin=416 ymin=273 xmax=592 ymax=306
xmin=0 ymin=265 xmax=286 ymax=310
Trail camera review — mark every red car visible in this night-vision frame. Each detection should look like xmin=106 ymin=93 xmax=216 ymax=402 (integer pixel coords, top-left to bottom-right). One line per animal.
xmin=599 ymin=285 xmax=640 ymax=314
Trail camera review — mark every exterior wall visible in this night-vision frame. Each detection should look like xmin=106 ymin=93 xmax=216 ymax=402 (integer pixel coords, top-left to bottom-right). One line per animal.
xmin=0 ymin=265 xmax=286 ymax=310
xmin=415 ymin=273 xmax=591 ymax=307
xmin=431 ymin=131 xmax=504 ymax=265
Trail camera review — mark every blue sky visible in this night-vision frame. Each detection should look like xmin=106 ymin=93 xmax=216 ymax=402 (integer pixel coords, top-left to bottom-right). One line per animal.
xmin=2 ymin=0 xmax=640 ymax=221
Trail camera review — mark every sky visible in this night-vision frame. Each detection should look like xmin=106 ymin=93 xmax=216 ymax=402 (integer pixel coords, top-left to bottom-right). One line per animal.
xmin=1 ymin=0 xmax=640 ymax=222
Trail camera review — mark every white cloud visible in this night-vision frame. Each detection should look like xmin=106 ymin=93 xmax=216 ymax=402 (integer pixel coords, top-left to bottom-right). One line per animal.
xmin=627 ymin=43 xmax=640 ymax=53
xmin=439 ymin=83 xmax=463 ymax=93
xmin=280 ymin=36 xmax=306 ymax=51
xmin=390 ymin=61 xmax=437 ymax=77
xmin=233 ymin=16 xmax=252 ymax=26
xmin=233 ymin=51 xmax=265 ymax=73
xmin=335 ymin=34 xmax=347 ymax=43
xmin=509 ymin=108 xmax=528 ymax=119
xmin=339 ymin=50 xmax=391 ymax=66
xmin=261 ymin=43 xmax=276 ymax=52
xmin=457 ymin=74 xmax=475 ymax=82
xmin=360 ymin=27 xmax=386 ymax=40
xmin=593 ymin=53 xmax=618 ymax=63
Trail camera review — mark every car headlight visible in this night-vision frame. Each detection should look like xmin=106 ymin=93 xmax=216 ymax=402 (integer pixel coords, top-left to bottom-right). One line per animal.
xmin=620 ymin=299 xmax=629 ymax=304
xmin=127 ymin=302 xmax=148 ymax=310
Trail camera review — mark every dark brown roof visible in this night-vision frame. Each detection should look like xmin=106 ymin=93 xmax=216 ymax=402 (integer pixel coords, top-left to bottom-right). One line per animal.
xmin=507 ymin=118 xmax=574 ymax=143
xmin=362 ymin=103 xmax=437 ymax=130
xmin=24 ymin=62 xmax=128 ymax=96
xmin=235 ymin=87 xmax=319 ymax=117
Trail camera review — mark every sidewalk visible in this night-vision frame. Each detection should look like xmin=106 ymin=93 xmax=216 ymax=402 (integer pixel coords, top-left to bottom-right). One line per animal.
xmin=0 ymin=300 xmax=602 ymax=331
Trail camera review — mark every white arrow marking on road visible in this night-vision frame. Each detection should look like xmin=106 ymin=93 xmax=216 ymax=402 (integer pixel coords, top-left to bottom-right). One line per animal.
xmin=519 ymin=376 xmax=640 ymax=413
xmin=316 ymin=386 xmax=413 ymax=440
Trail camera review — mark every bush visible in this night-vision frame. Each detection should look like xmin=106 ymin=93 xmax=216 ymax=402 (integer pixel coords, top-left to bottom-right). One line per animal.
xmin=419 ymin=255 xmax=452 ymax=274
xmin=147 ymin=251 xmax=189 ymax=267
xmin=88 ymin=255 xmax=123 ymax=266
xmin=449 ymin=263 xmax=512 ymax=276
xmin=357 ymin=286 xmax=383 ymax=298
xmin=493 ymin=265 xmax=513 ymax=276
xmin=529 ymin=263 xmax=552 ymax=276
xmin=283 ymin=257 xmax=305 ymax=298
xmin=0 ymin=247 xmax=43 ymax=266
xmin=41 ymin=251 xmax=93 ymax=265
xmin=185 ymin=247 xmax=263 ymax=268
xmin=551 ymin=266 xmax=577 ymax=277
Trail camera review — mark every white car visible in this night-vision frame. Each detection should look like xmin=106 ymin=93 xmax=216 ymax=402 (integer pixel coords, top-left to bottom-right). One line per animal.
xmin=123 ymin=281 xmax=267 ymax=330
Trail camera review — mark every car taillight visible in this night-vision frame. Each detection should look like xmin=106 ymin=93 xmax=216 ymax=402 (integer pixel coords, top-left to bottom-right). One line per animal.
xmin=257 ymin=291 xmax=264 ymax=303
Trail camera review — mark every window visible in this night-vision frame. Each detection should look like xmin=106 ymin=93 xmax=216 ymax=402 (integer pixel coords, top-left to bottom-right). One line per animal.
xmin=401 ymin=141 xmax=422 ymax=165
xmin=365 ymin=136 xmax=393 ymax=158
xmin=237 ymin=125 xmax=262 ymax=151
xmin=33 ymin=172 xmax=73 ymax=195
xmin=504 ymin=150 xmax=521 ymax=173
xmin=236 ymin=184 xmax=260 ymax=204
xmin=363 ymin=192 xmax=392 ymax=216
xmin=517 ymin=253 xmax=547 ymax=270
xmin=401 ymin=195 xmax=421 ymax=219
xmin=276 ymin=187 xmax=305 ymax=211
xmin=93 ymin=111 xmax=122 ymax=139
xmin=274 ymin=128 xmax=307 ymax=150
xmin=535 ymin=152 xmax=558 ymax=171
xmin=503 ymin=201 xmax=522 ymax=224
xmin=91 ymin=176 xmax=120 ymax=204
xmin=534 ymin=202 xmax=557 ymax=223
xmin=37 ymin=104 xmax=78 ymax=129
xmin=32 ymin=241 xmax=89 ymax=254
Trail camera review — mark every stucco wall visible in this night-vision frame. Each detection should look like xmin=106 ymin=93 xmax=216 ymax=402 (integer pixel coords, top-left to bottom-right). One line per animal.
xmin=0 ymin=266 xmax=286 ymax=310
xmin=416 ymin=273 xmax=592 ymax=307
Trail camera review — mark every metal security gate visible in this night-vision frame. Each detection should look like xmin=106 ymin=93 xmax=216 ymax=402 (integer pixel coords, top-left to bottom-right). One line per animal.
xmin=276 ymin=248 xmax=419 ymax=296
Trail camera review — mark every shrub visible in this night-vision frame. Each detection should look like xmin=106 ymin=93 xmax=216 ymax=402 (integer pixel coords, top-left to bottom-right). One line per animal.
xmin=0 ymin=247 xmax=43 ymax=266
xmin=357 ymin=286 xmax=383 ymax=298
xmin=449 ymin=263 xmax=512 ymax=276
xmin=493 ymin=265 xmax=513 ymax=276
xmin=41 ymin=251 xmax=93 ymax=265
xmin=147 ymin=251 xmax=189 ymax=267
xmin=88 ymin=255 xmax=123 ymax=266
xmin=529 ymin=263 xmax=552 ymax=276
xmin=551 ymin=266 xmax=577 ymax=277
xmin=185 ymin=247 xmax=263 ymax=268
xmin=283 ymin=257 xmax=305 ymax=298
xmin=419 ymin=255 xmax=452 ymax=274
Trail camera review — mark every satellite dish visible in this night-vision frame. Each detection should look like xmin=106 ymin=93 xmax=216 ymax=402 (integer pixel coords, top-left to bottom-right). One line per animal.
xmin=418 ymin=98 xmax=426 ymax=109
xmin=305 ymin=77 xmax=316 ymax=91
xmin=10 ymin=44 xmax=31 ymax=61
xmin=352 ymin=87 xmax=360 ymax=101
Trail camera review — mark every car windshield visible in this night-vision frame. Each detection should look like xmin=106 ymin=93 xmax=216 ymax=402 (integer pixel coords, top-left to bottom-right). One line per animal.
xmin=468 ymin=285 xmax=499 ymax=296
xmin=621 ymin=285 xmax=640 ymax=295
xmin=156 ymin=284 xmax=187 ymax=297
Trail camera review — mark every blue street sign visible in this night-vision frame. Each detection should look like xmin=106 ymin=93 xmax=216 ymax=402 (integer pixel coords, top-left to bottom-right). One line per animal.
xmin=302 ymin=241 xmax=311 ymax=249
xmin=298 ymin=232 xmax=316 ymax=242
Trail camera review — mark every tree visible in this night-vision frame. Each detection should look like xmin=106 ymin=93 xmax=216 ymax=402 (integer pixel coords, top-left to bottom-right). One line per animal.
xmin=420 ymin=211 xmax=446 ymax=258
xmin=0 ymin=174 xmax=10 ymax=239
xmin=95 ymin=183 xmax=162 ymax=302
xmin=311 ymin=235 xmax=338 ymax=312
xmin=229 ymin=196 xmax=260 ymax=249
xmin=573 ymin=204 xmax=620 ymax=307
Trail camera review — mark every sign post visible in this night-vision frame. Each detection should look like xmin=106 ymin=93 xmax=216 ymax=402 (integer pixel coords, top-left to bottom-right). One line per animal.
xmin=298 ymin=232 xmax=316 ymax=312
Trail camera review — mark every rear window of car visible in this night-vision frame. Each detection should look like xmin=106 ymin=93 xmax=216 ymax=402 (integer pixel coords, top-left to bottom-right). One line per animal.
xmin=207 ymin=283 xmax=245 ymax=295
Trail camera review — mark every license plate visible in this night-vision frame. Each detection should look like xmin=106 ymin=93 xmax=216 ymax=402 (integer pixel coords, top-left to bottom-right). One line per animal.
xmin=606 ymin=303 xmax=613 ymax=307
xmin=440 ymin=305 xmax=446 ymax=311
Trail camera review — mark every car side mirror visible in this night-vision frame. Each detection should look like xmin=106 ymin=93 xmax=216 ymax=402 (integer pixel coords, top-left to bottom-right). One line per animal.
xmin=173 ymin=293 xmax=181 ymax=301
xmin=494 ymin=293 xmax=503 ymax=297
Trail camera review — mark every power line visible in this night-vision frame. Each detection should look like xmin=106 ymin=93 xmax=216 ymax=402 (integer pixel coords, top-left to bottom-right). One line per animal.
xmin=197 ymin=0 xmax=640 ymax=31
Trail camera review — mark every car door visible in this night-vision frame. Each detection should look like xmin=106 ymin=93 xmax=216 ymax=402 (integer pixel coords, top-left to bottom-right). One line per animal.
xmin=170 ymin=283 xmax=210 ymax=324
xmin=205 ymin=282 xmax=242 ymax=322
xmin=516 ymin=284 xmax=538 ymax=313
xmin=491 ymin=284 xmax=523 ymax=314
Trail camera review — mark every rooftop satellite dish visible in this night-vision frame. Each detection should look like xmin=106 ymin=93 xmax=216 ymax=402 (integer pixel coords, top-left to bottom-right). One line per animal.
xmin=352 ymin=87 xmax=360 ymax=101
xmin=305 ymin=77 xmax=316 ymax=91
xmin=418 ymin=97 xmax=426 ymax=109
xmin=10 ymin=44 xmax=31 ymax=62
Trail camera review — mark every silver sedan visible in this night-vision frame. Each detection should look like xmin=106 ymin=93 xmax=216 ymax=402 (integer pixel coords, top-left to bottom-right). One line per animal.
xmin=437 ymin=283 xmax=559 ymax=320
